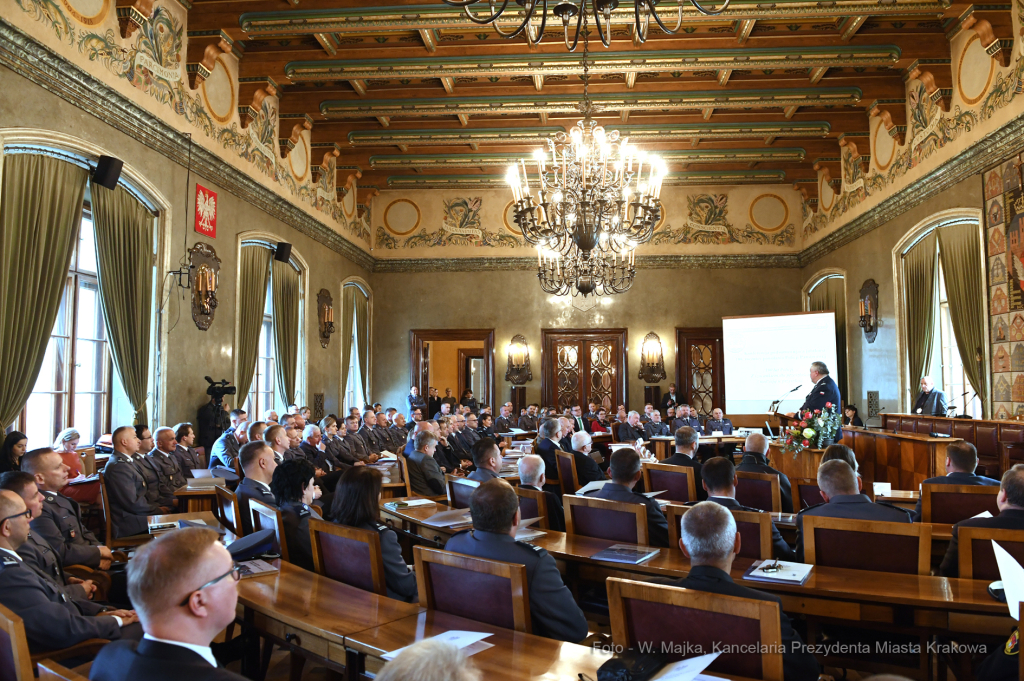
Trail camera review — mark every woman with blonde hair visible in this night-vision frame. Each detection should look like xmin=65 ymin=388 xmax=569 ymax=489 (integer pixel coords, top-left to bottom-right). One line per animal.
xmin=53 ymin=427 xmax=100 ymax=503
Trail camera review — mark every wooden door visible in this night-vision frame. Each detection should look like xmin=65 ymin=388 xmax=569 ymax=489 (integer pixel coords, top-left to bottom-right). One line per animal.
xmin=676 ymin=328 xmax=725 ymax=418
xmin=541 ymin=329 xmax=628 ymax=410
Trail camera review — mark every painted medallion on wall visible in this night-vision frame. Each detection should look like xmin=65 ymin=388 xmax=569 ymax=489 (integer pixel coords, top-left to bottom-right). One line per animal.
xmin=404 ymin=197 xmax=522 ymax=248
xmin=60 ymin=0 xmax=110 ymax=25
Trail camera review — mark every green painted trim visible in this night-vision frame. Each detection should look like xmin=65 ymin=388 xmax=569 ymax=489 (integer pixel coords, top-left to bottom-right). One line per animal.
xmin=369 ymin=148 xmax=806 ymax=167
xmin=386 ymin=169 xmax=788 ymax=187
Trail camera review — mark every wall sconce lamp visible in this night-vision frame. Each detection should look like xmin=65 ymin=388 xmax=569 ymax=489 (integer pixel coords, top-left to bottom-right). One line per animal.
xmin=317 ymin=289 xmax=335 ymax=349
xmin=505 ymin=334 xmax=533 ymax=385
xmin=639 ymin=331 xmax=666 ymax=383
xmin=859 ymin=279 xmax=879 ymax=343
xmin=188 ymin=243 xmax=220 ymax=331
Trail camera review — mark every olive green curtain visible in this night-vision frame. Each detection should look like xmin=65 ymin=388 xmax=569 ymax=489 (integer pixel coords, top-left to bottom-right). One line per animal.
xmin=235 ymin=246 xmax=271 ymax=405
xmin=271 ymin=259 xmax=300 ymax=407
xmin=937 ymin=222 xmax=989 ymax=417
xmin=0 ymin=154 xmax=88 ymax=429
xmin=903 ymin=232 xmax=938 ymax=404
xmin=91 ymin=183 xmax=154 ymax=425
xmin=808 ymin=276 xmax=848 ymax=399
xmin=340 ymin=285 xmax=355 ymax=405
xmin=353 ymin=286 xmax=369 ymax=403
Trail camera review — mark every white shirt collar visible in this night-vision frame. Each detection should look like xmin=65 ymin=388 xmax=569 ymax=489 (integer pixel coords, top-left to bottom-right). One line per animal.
xmin=143 ymin=634 xmax=217 ymax=668
xmin=253 ymin=478 xmax=271 ymax=492
xmin=0 ymin=547 xmax=22 ymax=562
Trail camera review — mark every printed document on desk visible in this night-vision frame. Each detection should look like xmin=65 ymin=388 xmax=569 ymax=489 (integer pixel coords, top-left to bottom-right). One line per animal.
xmin=742 ymin=560 xmax=813 ymax=585
xmin=383 ymin=631 xmax=493 ymax=661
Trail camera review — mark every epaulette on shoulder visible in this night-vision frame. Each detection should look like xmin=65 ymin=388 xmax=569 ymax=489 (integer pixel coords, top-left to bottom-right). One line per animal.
xmin=375 ymin=523 xmax=389 ymax=533
xmin=1 ymin=556 xmax=19 ymax=567
xmin=877 ymin=501 xmax=914 ymax=518
xmin=739 ymin=505 xmax=765 ymax=513
xmin=517 ymin=540 xmax=545 ymax=553
xmin=797 ymin=502 xmax=827 ymax=514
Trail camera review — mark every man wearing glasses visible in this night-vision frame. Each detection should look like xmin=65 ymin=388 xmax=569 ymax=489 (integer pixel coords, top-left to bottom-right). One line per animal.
xmin=90 ymin=526 xmax=245 ymax=680
xmin=0 ymin=490 xmax=140 ymax=652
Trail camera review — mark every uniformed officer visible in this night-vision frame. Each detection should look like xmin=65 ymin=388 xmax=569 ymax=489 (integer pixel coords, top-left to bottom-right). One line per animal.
xmin=495 ymin=405 xmax=517 ymax=434
xmin=270 ymin=458 xmax=321 ymax=572
xmin=0 ymin=490 xmax=140 ymax=652
xmin=407 ymin=431 xmax=446 ymax=496
xmin=103 ymin=426 xmax=162 ymax=538
xmin=793 ymin=361 xmax=843 ymax=439
xmin=209 ymin=421 xmax=247 ymax=469
xmin=148 ymin=428 xmax=188 ymax=503
xmin=237 ymin=441 xmax=278 ymax=535
xmin=466 ymin=438 xmax=502 ymax=483
xmin=643 ymin=411 xmax=671 ymax=439
xmin=587 ymin=448 xmax=670 ymax=547
xmin=796 ymin=459 xmax=911 ymax=561
xmin=358 ymin=410 xmax=383 ymax=455
xmin=172 ymin=423 xmax=205 ymax=476
xmin=671 ymin=404 xmax=702 ymax=432
xmin=445 ymin=479 xmax=588 ymax=642
xmin=703 ymin=407 xmax=734 ymax=435
xmin=341 ymin=415 xmax=377 ymax=463
xmin=517 ymin=404 xmax=540 ymax=431
xmin=388 ymin=414 xmax=409 ymax=451
xmin=23 ymin=448 xmax=113 ymax=569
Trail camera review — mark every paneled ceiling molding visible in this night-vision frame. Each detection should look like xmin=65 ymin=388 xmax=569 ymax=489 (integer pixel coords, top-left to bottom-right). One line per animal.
xmin=377 ymin=116 xmax=390 ymax=127
xmin=368 ymin=147 xmax=807 ymax=169
xmin=320 ymin=87 xmax=863 ymax=119
xmin=313 ymin=32 xmax=338 ymax=56
xmin=839 ymin=15 xmax=868 ymax=41
xmin=349 ymin=79 xmax=366 ymax=96
xmin=385 ymin=169 xmax=788 ymax=189
xmin=944 ymin=5 xmax=975 ymax=42
xmin=283 ymin=46 xmax=901 ymax=82
xmin=117 ymin=0 xmax=154 ymax=40
xmin=717 ymin=69 xmax=732 ymax=85
xmin=441 ymin=76 xmax=455 ymax=94
xmin=419 ymin=28 xmax=438 ymax=54
xmin=809 ymin=66 xmax=828 ymax=84
xmin=737 ymin=19 xmax=756 ymax=44
xmin=533 ymin=74 xmax=544 ymax=91
xmin=185 ymin=30 xmax=233 ymax=90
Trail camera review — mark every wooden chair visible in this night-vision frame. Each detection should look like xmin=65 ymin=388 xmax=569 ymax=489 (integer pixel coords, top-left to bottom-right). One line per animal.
xmin=641 ymin=462 xmax=697 ymax=504
xmin=37 ymin=660 xmax=89 ymax=681
xmin=0 ymin=604 xmax=107 ymax=680
xmin=96 ymin=472 xmax=151 ymax=548
xmin=309 ymin=518 xmax=387 ymax=595
xmin=790 ymin=477 xmax=823 ymax=511
xmin=958 ymin=526 xmax=1024 ymax=580
xmin=395 ymin=455 xmax=414 ymax=498
xmin=214 ymin=485 xmax=243 ymax=536
xmin=564 ymin=495 xmax=649 ymax=545
xmin=554 ymin=450 xmax=581 ymax=495
xmin=446 ymin=475 xmax=480 ymax=509
xmin=735 ymin=471 xmax=781 ymax=513
xmin=607 ymin=577 xmax=783 ymax=681
xmin=249 ymin=498 xmax=289 ymax=562
xmin=920 ymin=484 xmax=1000 ymax=524
xmin=77 ymin=447 xmax=96 ymax=476
xmin=801 ymin=516 xmax=931 ymax=575
xmin=666 ymin=504 xmax=773 ymax=560
xmin=233 ymin=458 xmax=243 ymax=480
xmin=513 ymin=485 xmax=550 ymax=529
xmin=413 ymin=546 xmax=531 ymax=632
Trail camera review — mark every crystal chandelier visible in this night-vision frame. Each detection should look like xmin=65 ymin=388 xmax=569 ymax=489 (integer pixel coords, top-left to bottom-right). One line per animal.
xmin=445 ymin=0 xmax=728 ymax=50
xmin=507 ymin=18 xmax=664 ymax=297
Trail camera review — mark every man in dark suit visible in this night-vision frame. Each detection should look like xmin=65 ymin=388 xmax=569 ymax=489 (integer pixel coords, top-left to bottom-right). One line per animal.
xmin=737 ymin=433 xmax=794 ymax=513
xmin=236 ymin=441 xmax=278 ymax=535
xmin=557 ymin=417 xmax=575 ymax=453
xmin=686 ymin=456 xmax=795 ymax=560
xmin=913 ymin=376 xmax=948 ymax=416
xmin=517 ymin=454 xmax=566 ymax=532
xmin=89 ymin=526 xmax=247 ymax=681
xmin=534 ymin=419 xmax=564 ymax=495
xmin=794 ymin=361 xmax=843 ymax=440
xmin=796 ymin=460 xmax=912 ymax=560
xmin=662 ymin=426 xmax=706 ymax=502
xmin=570 ymin=405 xmax=590 ymax=434
xmin=940 ymin=464 xmax=1024 ymax=576
xmin=911 ymin=441 xmax=1000 ymax=520
xmin=618 ymin=411 xmax=645 ymax=443
xmin=653 ymin=502 xmax=820 ymax=681
xmin=299 ymin=425 xmax=347 ymax=493
xmin=568 ymin=431 xmax=607 ymax=487
xmin=407 ymin=431 xmax=446 ymax=496
xmin=660 ymin=384 xmax=681 ymax=412
xmin=588 ymin=449 xmax=669 ymax=547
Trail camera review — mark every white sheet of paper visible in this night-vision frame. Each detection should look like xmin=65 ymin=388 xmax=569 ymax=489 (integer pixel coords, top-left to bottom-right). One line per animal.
xmin=576 ymin=480 xmax=609 ymax=496
xmin=711 ymin=431 xmax=725 ymax=437
xmin=872 ymin=482 xmax=892 ymax=496
xmin=383 ymin=631 xmax=493 ymax=661
xmin=973 ymin=510 xmax=994 ymax=519
xmin=190 ymin=469 xmax=213 ymax=478
xmin=992 ymin=540 xmax=1024 ymax=620
xmin=643 ymin=490 xmax=666 ymax=499
xmin=650 ymin=652 xmax=721 ymax=681
xmin=400 ymin=498 xmax=435 ymax=507
xmin=517 ymin=517 xmax=541 ymax=530
xmin=509 ymin=428 xmax=527 ymax=434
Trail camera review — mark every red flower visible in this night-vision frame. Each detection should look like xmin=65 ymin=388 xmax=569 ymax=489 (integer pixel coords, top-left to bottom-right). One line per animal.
xmin=785 ymin=437 xmax=793 ymax=445
xmin=802 ymin=440 xmax=810 ymax=447
xmin=799 ymin=421 xmax=807 ymax=428
xmin=825 ymin=402 xmax=832 ymax=408
xmin=814 ymin=409 xmax=821 ymax=414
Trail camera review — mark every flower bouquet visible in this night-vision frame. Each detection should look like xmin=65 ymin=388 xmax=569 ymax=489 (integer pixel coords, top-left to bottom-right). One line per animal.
xmin=782 ymin=403 xmax=841 ymax=457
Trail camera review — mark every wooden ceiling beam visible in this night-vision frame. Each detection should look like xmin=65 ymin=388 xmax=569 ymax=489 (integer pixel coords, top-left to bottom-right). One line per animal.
xmin=419 ymin=28 xmax=438 ymax=54
xmin=840 ymin=15 xmax=869 ymax=41
xmin=736 ymin=19 xmax=756 ymax=45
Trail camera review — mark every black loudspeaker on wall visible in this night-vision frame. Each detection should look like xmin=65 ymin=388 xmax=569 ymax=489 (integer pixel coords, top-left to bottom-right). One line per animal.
xmin=274 ymin=242 xmax=293 ymax=262
xmin=92 ymin=156 xmax=124 ymax=190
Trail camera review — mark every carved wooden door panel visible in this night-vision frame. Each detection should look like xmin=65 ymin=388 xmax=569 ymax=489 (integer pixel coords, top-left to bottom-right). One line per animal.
xmin=542 ymin=330 xmax=627 ymax=410
xmin=676 ymin=328 xmax=724 ymax=418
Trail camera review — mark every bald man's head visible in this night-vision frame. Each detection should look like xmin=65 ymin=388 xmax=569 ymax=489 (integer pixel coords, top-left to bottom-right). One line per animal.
xmin=744 ymin=433 xmax=768 ymax=455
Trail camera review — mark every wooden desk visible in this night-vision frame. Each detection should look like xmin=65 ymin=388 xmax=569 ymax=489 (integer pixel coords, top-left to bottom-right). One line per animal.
xmin=649 ymin=436 xmax=674 ymax=460
xmin=841 ymin=426 xmax=961 ymax=491
xmin=499 ymin=431 xmax=537 ymax=447
xmin=877 ymin=489 xmax=919 ymax=511
xmin=174 ymin=486 xmax=217 ymax=512
xmin=147 ymin=511 xmax=237 ymax=541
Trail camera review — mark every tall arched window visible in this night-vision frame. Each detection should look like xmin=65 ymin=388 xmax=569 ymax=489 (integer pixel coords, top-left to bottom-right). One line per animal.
xmin=803 ymin=269 xmax=848 ymax=399
xmin=341 ymin=280 xmax=370 ymax=412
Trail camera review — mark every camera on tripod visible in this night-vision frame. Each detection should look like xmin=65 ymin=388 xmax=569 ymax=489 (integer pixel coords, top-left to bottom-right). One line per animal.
xmin=205 ymin=376 xmax=236 ymax=405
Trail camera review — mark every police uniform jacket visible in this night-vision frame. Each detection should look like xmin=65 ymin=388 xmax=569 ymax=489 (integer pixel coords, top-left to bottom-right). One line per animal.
xmin=939 ymin=508 xmax=1024 ymax=577
xmin=588 ymin=482 xmax=669 ymax=547
xmin=463 ymin=428 xmax=481 ymax=447
xmin=132 ymin=454 xmax=168 ymax=507
xmin=279 ymin=501 xmax=321 ymax=572
xmin=911 ymin=471 xmax=1000 ymax=520
xmin=17 ymin=531 xmax=90 ymax=601
xmin=102 ymin=451 xmax=160 ymax=538
xmin=208 ymin=431 xmax=240 ymax=469
xmin=703 ymin=418 xmax=733 ymax=435
xmin=89 ymin=637 xmax=247 ymax=681
xmin=0 ymin=548 xmax=122 ymax=652
xmin=34 ymin=491 xmax=102 ymax=568
xmin=796 ymin=493 xmax=912 ymax=561
xmin=652 ymin=565 xmax=820 ymax=681
xmin=283 ymin=446 xmax=305 ymax=462
xmin=660 ymin=452 xmax=707 ymax=502
xmin=467 ymin=467 xmax=500 ymax=483
xmin=444 ymin=529 xmax=588 ymax=642
xmin=407 ymin=394 xmax=427 ymax=416
xmin=388 ymin=425 xmax=408 ymax=452
xmin=798 ymin=375 xmax=843 ymax=439
xmin=617 ymin=422 xmax=644 ymax=442
xmin=495 ymin=415 xmax=516 ymax=433
xmin=340 ymin=432 xmax=372 ymax=463
xmin=518 ymin=415 xmax=539 ymax=431
xmin=356 ymin=426 xmax=381 ymax=455
xmin=974 ymin=626 xmax=1019 ymax=681
xmin=737 ymin=452 xmax=794 ymax=513
xmin=172 ymin=444 xmax=204 ymax=477
xmin=688 ymin=496 xmax=796 ymax=561
xmin=671 ymin=416 xmax=701 ymax=432
xmin=518 ymin=483 xmax=566 ymax=532
xmin=146 ymin=450 xmax=187 ymax=502
xmin=644 ymin=421 xmax=671 ymax=438
xmin=407 ymin=450 xmax=446 ymax=496
xmin=355 ymin=520 xmax=417 ymax=602
xmin=236 ymin=477 xmax=277 ymax=535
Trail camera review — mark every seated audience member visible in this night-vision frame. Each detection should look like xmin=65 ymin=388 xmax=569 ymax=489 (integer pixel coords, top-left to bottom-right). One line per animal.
xmin=587 ymin=449 xmax=669 ymax=547
xmin=404 ymin=422 xmax=431 ymax=457
xmin=467 ymin=438 xmax=503 ymax=483
xmin=236 ymin=441 xmax=278 ymax=535
xmin=819 ymin=443 xmax=865 ymax=494
xmin=89 ymin=527 xmax=245 ymax=681
xmin=376 ymin=412 xmax=397 ymax=452
xmin=703 ymin=408 xmax=734 ymax=435
xmin=796 ymin=460 xmax=911 ymax=560
xmin=644 ymin=410 xmax=670 ymax=439
xmin=463 ymin=413 xmax=482 ymax=447
xmin=843 ymin=405 xmax=864 ymax=427
xmin=131 ymin=425 xmax=174 ymax=511
xmin=263 ymin=424 xmax=291 ymax=463
xmin=911 ymin=441 xmax=999 ymax=520
xmin=209 ymin=421 xmax=247 ymax=470
xmin=614 ymin=405 xmax=628 ymax=423
xmin=434 ymin=418 xmax=463 ymax=473
xmin=389 ymin=413 xmax=409 ymax=451
xmin=656 ymin=502 xmax=820 ymax=681
xmin=689 ymin=456 xmax=795 ymax=560
xmin=172 ymin=423 xmax=204 ymax=476
xmin=22 ymin=448 xmax=114 ymax=569
xmin=0 ymin=431 xmax=28 ymax=474
xmin=270 ymin=459 xmax=321 ymax=571
xmin=618 ymin=411 xmax=645 ymax=443
xmin=375 ymin=639 xmax=480 ymax=681
xmin=329 ymin=467 xmax=418 ymax=602
xmin=590 ymin=408 xmax=611 ymax=433
xmin=147 ymin=427 xmax=187 ymax=503
xmin=247 ymin=421 xmax=268 ymax=446
xmin=737 ymin=433 xmax=794 ymax=513
xmin=583 ymin=402 xmax=598 ymax=421
xmin=0 ymin=489 xmax=141 ymax=653
xmin=359 ymin=409 xmax=385 ymax=455
xmin=640 ymin=403 xmax=656 ymax=423
xmin=557 ymin=417 xmax=575 ymax=452
xmin=264 ymin=409 xmax=279 ymax=424
xmin=300 ymin=424 xmax=347 ymax=491
xmin=477 ymin=413 xmax=496 ymax=439
xmin=433 ymin=402 xmax=453 ymax=421
xmin=517 ymin=454 xmax=565 ymax=532
xmin=568 ymin=431 xmax=605 ymax=486
xmin=518 ymin=404 xmax=539 ymax=431
xmin=53 ymin=428 xmax=99 ymax=504
xmin=104 ymin=426 xmax=162 ymax=538
xmin=671 ymin=404 xmax=700 ymax=431
xmin=569 ymin=405 xmax=589 ymax=434
xmin=666 ymin=406 xmax=676 ymax=422
xmin=408 ymin=430 xmax=446 ymax=496
xmin=662 ymin=427 xmax=706 ymax=501
xmin=445 ymin=479 xmax=588 ymax=642
xmin=494 ymin=405 xmax=516 ymax=434
xmin=975 ymin=627 xmax=1021 ymax=681
xmin=341 ymin=415 xmax=378 ymax=464
xmin=940 ymin=463 xmax=1024 ymax=577
xmin=534 ymin=419 xmax=564 ymax=494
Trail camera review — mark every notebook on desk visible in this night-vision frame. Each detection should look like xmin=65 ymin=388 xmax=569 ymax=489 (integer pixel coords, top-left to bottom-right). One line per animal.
xmin=590 ymin=544 xmax=660 ymax=564
xmin=742 ymin=560 xmax=813 ymax=585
